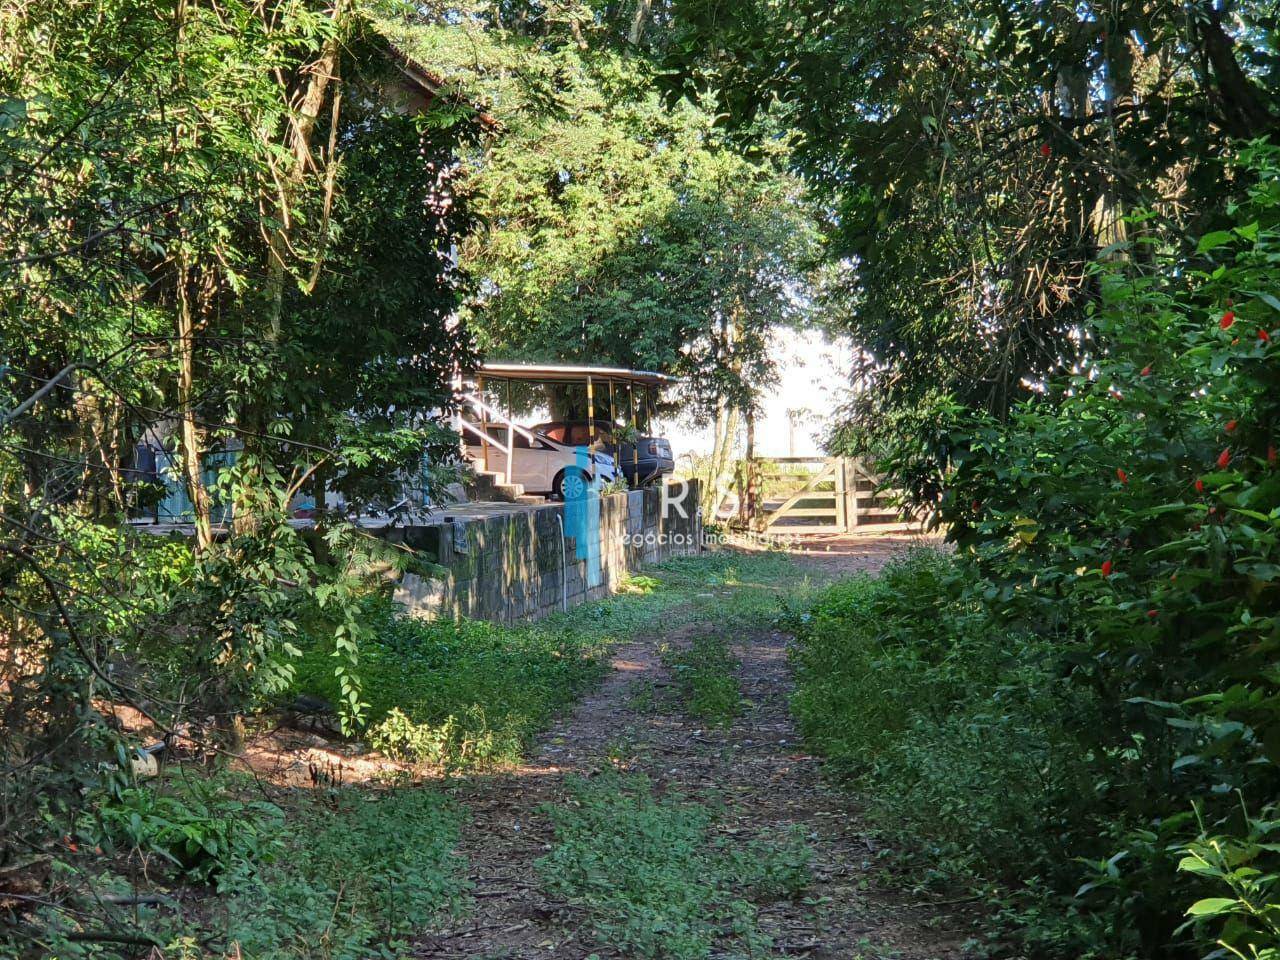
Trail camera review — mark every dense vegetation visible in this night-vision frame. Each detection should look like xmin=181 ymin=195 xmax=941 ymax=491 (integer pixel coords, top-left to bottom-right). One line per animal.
xmin=791 ymin=146 xmax=1280 ymax=957
xmin=659 ymin=0 xmax=1280 ymax=430
xmin=5 ymin=0 xmax=1280 ymax=958
xmin=4 ymin=546 xmax=805 ymax=956
xmin=32 ymin=772 xmax=470 ymax=959
xmin=293 ymin=603 xmax=606 ymax=768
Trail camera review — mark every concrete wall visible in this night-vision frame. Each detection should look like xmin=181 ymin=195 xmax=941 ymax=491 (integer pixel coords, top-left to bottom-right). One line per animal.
xmin=389 ymin=481 xmax=702 ymax=623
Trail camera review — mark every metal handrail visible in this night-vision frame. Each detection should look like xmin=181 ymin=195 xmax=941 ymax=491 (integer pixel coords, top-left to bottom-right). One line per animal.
xmin=458 ymin=417 xmax=510 ymax=456
xmin=459 ymin=392 xmax=539 ymax=443
xmin=457 ymin=390 xmax=546 ymax=486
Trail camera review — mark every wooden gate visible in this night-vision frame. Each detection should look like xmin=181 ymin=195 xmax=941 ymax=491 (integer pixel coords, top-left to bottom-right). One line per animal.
xmin=742 ymin=456 xmax=918 ymax=535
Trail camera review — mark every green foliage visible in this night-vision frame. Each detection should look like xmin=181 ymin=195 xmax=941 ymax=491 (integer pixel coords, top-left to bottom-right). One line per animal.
xmin=18 ymin=775 xmax=467 ymax=960
xmin=537 ymin=771 xmax=809 ymax=959
xmin=384 ymin=8 xmax=835 ymax=421
xmin=0 ymin=0 xmax=477 ymax=868
xmin=790 ymin=552 xmax=1100 ymax=888
xmin=293 ymin=602 xmax=609 ymax=769
xmin=87 ymin=776 xmax=284 ymax=883
xmin=216 ymin=787 xmax=467 ymax=960
xmin=661 ymin=0 xmax=1280 ymax=427
xmin=661 ymin=634 xmax=742 ymax=727
xmin=1175 ymin=804 xmax=1280 ymax=959
xmin=793 ymin=147 xmax=1280 ymax=958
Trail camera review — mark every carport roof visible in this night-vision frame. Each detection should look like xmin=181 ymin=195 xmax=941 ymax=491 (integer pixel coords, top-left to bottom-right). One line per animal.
xmin=474 ymin=362 xmax=678 ymax=386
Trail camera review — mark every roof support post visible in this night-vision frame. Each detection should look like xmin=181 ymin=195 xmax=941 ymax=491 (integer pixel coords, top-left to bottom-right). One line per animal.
xmin=505 ymin=379 xmax=514 ymax=486
xmin=628 ymin=383 xmax=638 ymax=476
xmin=478 ymin=375 xmax=489 ymax=476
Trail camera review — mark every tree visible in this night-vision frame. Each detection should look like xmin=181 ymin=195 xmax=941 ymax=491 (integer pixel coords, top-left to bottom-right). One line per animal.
xmin=386 ymin=8 xmax=834 ymax=504
xmin=0 ymin=0 xmax=480 ymax=841
xmin=656 ymin=0 xmax=1280 ymax=445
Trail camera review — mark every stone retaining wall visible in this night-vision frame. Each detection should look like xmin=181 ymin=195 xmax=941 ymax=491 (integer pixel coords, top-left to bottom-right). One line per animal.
xmin=389 ymin=480 xmax=702 ymax=623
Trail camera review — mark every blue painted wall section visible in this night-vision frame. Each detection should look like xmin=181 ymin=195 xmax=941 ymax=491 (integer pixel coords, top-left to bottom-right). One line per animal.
xmin=563 ymin=445 xmax=603 ymax=589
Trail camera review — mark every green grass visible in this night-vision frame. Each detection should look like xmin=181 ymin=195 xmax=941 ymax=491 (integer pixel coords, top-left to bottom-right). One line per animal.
xmin=787 ymin=549 xmax=1111 ymax=952
xmin=537 ymin=771 xmax=810 ymax=959
xmin=31 ymin=774 xmax=468 ymax=960
xmin=295 ymin=607 xmax=610 ymax=769
xmin=545 ymin=548 xmax=814 ymax=640
xmin=661 ymin=633 xmax=743 ymax=726
xmin=214 ymin=786 xmax=467 ymax=959
xmin=292 ymin=548 xmax=813 ymax=770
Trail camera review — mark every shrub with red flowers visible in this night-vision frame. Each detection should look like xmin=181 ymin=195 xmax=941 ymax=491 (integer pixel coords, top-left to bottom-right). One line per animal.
xmin=864 ymin=143 xmax=1280 ymax=958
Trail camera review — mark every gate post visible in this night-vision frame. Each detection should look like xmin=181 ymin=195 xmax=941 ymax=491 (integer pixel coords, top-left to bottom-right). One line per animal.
xmin=843 ymin=458 xmax=859 ymax=531
xmin=834 ymin=458 xmax=846 ymax=532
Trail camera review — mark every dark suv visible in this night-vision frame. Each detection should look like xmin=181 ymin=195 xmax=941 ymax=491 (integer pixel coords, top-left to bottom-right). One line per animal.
xmin=533 ymin=419 xmax=674 ymax=487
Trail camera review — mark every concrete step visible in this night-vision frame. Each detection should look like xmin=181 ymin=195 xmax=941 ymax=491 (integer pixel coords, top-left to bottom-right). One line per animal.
xmin=468 ymin=465 xmax=528 ymax=504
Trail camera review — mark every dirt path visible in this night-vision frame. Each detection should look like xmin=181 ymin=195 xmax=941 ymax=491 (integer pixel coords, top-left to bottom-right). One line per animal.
xmin=416 ymin=537 xmax=966 ymax=959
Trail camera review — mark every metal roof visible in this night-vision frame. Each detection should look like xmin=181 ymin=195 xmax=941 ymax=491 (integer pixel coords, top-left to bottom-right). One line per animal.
xmin=474 ymin=362 xmax=678 ymax=386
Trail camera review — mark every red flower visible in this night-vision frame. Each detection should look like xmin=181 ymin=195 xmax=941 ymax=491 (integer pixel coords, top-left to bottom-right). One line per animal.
xmin=971 ymin=499 xmax=981 ymax=512
xmin=1226 ymin=420 xmax=1238 ymax=433
xmin=1269 ymin=445 xmax=1277 ymax=466
xmin=1101 ymin=560 xmax=1113 ymax=577
xmin=1116 ymin=468 xmax=1129 ymax=484
xmin=1147 ymin=609 xmax=1159 ymax=619
xmin=1221 ymin=311 xmax=1236 ymax=329
xmin=1195 ymin=478 xmax=1205 ymax=493
xmin=1260 ymin=329 xmax=1272 ymax=343
xmin=1140 ymin=365 xmax=1152 ymax=377
xmin=1217 ymin=448 xmax=1231 ymax=469
xmin=1040 ymin=143 xmax=1051 ymax=157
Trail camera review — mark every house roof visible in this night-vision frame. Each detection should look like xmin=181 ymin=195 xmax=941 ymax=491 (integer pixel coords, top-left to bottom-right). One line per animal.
xmin=384 ymin=43 xmax=499 ymax=130
xmin=474 ymin=362 xmax=678 ymax=387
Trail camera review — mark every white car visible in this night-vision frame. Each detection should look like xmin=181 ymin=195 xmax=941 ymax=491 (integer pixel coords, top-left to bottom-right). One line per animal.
xmin=466 ymin=427 xmax=618 ymax=499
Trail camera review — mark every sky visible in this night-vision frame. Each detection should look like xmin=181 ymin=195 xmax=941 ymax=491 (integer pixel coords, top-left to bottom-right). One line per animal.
xmin=663 ymin=327 xmax=856 ymax=466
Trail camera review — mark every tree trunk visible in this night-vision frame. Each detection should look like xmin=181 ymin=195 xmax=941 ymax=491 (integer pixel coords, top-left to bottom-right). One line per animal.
xmin=703 ymin=400 xmax=739 ymax=518
xmin=628 ymin=0 xmax=654 ymax=45
xmin=743 ymin=409 xmax=758 ymax=529
xmin=177 ymin=257 xmax=213 ymax=552
xmin=1195 ymin=4 xmax=1275 ymax=137
xmin=264 ymin=9 xmax=346 ymax=340
xmin=239 ymin=4 xmax=347 ymax=534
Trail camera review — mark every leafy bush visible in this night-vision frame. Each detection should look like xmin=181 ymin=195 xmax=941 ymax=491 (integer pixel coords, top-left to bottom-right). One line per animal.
xmin=88 ymin=775 xmax=284 ymax=882
xmin=790 ymin=552 xmax=1101 ymax=888
xmin=799 ymin=144 xmax=1280 ymax=957
xmin=537 ymin=772 xmax=809 ymax=959
xmin=29 ymin=776 xmax=466 ymax=960
xmin=1174 ymin=805 xmax=1280 ymax=958
xmin=216 ymin=787 xmax=467 ymax=959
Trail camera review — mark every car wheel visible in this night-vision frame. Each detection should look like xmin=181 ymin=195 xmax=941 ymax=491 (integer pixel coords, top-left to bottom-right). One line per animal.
xmin=556 ymin=468 xmax=589 ymax=501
